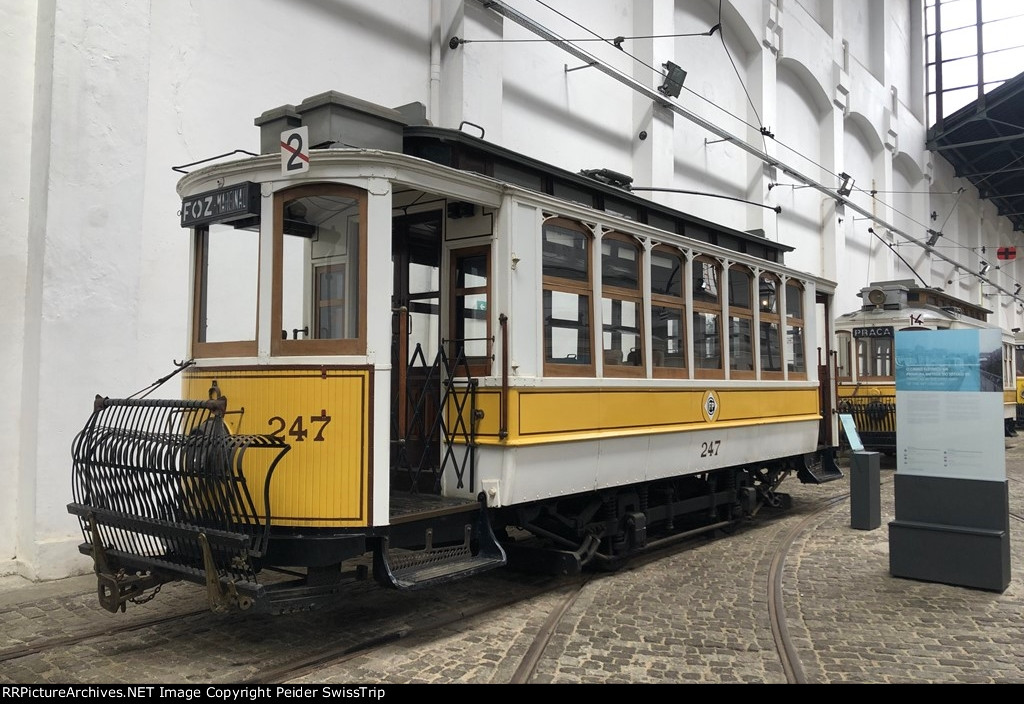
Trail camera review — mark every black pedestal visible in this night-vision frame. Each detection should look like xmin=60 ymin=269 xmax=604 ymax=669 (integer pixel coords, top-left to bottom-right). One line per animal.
xmin=888 ymin=474 xmax=1010 ymax=592
xmin=850 ymin=451 xmax=881 ymax=530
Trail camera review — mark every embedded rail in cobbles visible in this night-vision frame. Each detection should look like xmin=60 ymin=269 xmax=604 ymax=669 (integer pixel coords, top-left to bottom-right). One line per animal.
xmin=2 ymin=445 xmax=1023 ymax=684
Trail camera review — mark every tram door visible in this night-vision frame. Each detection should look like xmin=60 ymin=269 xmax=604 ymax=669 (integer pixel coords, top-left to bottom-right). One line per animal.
xmin=391 ymin=211 xmax=444 ymax=493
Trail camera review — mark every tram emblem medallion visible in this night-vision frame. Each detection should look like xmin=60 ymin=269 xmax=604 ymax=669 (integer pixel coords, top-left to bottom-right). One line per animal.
xmin=702 ymin=390 xmax=720 ymax=423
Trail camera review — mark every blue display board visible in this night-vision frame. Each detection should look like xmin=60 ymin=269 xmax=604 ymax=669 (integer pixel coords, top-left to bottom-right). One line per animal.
xmin=895 ymin=328 xmax=1005 ymax=481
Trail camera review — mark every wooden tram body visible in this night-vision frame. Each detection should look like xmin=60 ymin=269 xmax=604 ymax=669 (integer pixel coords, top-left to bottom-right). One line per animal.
xmin=69 ymin=93 xmax=842 ymax=614
xmin=834 ymin=280 xmax=1016 ymax=454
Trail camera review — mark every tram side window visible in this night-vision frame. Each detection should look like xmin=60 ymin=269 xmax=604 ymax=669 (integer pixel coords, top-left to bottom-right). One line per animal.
xmin=193 ymin=223 xmax=258 ymax=357
xmin=693 ymin=257 xmax=723 ymax=377
xmin=602 ymin=233 xmax=644 ymax=377
xmin=759 ymin=274 xmax=784 ymax=377
xmin=452 ymin=247 xmax=490 ymax=373
xmin=543 ymin=219 xmax=594 ymax=375
xmin=857 ymin=337 xmax=893 ymax=378
xmin=728 ymin=265 xmax=754 ymax=376
xmin=651 ymin=246 xmax=686 ymax=378
xmin=273 ymin=185 xmax=367 ymax=356
xmin=786 ymin=281 xmax=806 ymax=377
xmin=1016 ymin=345 xmax=1024 ymax=377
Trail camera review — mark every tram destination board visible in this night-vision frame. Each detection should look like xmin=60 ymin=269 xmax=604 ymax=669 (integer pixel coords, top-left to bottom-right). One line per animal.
xmin=180 ymin=181 xmax=261 ymax=227
xmin=853 ymin=326 xmax=894 ymax=338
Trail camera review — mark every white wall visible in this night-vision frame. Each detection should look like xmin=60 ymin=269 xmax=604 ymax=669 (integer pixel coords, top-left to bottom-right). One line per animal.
xmin=3 ymin=0 xmax=1020 ymax=582
xmin=0 ymin=0 xmax=44 ymax=576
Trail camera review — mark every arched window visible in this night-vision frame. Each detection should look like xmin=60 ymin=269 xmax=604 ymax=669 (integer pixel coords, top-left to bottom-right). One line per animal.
xmin=759 ymin=273 xmax=784 ymax=377
xmin=650 ymin=246 xmax=687 ymax=378
xmin=728 ymin=265 xmax=755 ymax=377
xmin=857 ymin=335 xmax=893 ymax=379
xmin=602 ymin=233 xmax=644 ymax=377
xmin=693 ymin=256 xmax=723 ymax=377
xmin=543 ymin=218 xmax=594 ymax=376
xmin=785 ymin=280 xmax=806 ymax=378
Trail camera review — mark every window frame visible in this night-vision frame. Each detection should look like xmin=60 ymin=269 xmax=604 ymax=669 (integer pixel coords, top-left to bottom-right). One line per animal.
xmin=728 ymin=264 xmax=755 ymax=379
xmin=692 ymin=255 xmax=724 ymax=379
xmin=758 ymin=272 xmax=785 ymax=379
xmin=650 ymin=245 xmax=688 ymax=379
xmin=836 ymin=330 xmax=853 ymax=380
xmin=449 ymin=245 xmax=492 ymax=377
xmin=191 ymin=223 xmax=260 ymax=359
xmin=856 ymin=336 xmax=894 ymax=380
xmin=785 ymin=280 xmax=807 ymax=379
xmin=601 ymin=231 xmax=645 ymax=378
xmin=542 ymin=217 xmax=595 ymax=377
xmin=271 ymin=183 xmax=368 ymax=357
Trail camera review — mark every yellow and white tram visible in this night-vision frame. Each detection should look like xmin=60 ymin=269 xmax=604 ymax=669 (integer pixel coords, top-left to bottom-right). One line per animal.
xmin=69 ymin=92 xmax=842 ymax=614
xmin=1015 ymin=331 xmax=1024 ymax=428
xmin=834 ymin=280 xmax=1017 ymax=453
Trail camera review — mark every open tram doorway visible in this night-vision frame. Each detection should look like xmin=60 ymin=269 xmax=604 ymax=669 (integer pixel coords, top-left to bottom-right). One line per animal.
xmin=391 ymin=210 xmax=444 ymax=494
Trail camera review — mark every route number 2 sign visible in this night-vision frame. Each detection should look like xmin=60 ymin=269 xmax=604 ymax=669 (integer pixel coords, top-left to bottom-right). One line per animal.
xmin=281 ymin=126 xmax=310 ymax=175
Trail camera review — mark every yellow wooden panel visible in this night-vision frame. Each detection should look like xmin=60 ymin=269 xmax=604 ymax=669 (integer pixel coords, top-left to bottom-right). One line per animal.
xmin=716 ymin=389 xmax=819 ymax=421
xmin=516 ymin=387 xmax=819 ymax=436
xmin=183 ymin=368 xmax=370 ymax=528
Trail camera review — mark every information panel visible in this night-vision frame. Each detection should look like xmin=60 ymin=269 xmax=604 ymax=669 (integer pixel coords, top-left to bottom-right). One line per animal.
xmin=895 ymin=328 xmax=1005 ymax=481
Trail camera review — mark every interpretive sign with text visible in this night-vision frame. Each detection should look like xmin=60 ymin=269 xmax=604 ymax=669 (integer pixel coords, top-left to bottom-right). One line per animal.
xmin=895 ymin=328 xmax=1005 ymax=481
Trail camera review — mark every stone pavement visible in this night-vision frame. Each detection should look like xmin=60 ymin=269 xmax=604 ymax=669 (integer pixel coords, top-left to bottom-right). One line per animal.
xmin=2 ymin=442 xmax=1023 ymax=684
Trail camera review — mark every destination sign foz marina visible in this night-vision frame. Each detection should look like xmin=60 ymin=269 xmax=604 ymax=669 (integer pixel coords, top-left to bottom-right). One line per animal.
xmin=180 ymin=182 xmax=261 ymax=228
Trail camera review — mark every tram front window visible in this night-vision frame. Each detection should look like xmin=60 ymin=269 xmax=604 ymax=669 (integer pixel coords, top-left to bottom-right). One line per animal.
xmin=857 ymin=337 xmax=893 ymax=378
xmin=193 ymin=223 xmax=258 ymax=356
xmin=273 ymin=185 xmax=367 ymax=356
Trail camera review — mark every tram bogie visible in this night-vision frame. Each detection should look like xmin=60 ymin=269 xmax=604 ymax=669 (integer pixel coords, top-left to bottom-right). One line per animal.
xmin=69 ymin=91 xmax=842 ymax=614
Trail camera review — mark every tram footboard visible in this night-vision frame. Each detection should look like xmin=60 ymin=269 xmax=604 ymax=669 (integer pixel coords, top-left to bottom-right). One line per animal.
xmin=67 ymin=396 xmax=290 ymax=613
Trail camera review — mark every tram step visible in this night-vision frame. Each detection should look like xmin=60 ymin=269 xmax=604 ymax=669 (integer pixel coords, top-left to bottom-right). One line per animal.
xmin=385 ymin=552 xmax=507 ymax=589
xmin=798 ymin=449 xmax=844 ymax=484
xmin=373 ymin=506 xmax=507 ymax=589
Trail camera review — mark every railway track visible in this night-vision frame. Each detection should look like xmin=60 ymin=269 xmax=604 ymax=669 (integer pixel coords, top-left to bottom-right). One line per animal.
xmin=3 ymin=469 xmax=1021 ymax=685
xmin=231 ymin=488 xmax=851 ymax=684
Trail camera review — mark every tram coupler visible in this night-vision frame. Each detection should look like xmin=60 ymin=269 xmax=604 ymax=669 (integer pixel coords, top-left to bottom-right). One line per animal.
xmin=87 ymin=517 xmax=166 ymax=614
xmin=95 ymin=570 xmax=165 ymax=614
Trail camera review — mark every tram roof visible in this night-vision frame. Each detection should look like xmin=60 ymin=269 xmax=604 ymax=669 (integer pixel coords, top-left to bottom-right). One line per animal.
xmin=403 ymin=126 xmax=794 ymax=262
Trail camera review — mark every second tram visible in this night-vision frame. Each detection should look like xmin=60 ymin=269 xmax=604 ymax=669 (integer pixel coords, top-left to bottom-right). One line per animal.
xmin=835 ymin=280 xmax=1016 ymax=453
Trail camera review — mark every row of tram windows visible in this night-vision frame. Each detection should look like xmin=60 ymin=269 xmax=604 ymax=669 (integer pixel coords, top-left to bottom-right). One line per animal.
xmin=838 ymin=332 xmax=1017 ymax=385
xmin=836 ymin=333 xmax=894 ymax=380
xmin=190 ymin=182 xmax=805 ymax=380
xmin=542 ymin=217 xmax=807 ymax=380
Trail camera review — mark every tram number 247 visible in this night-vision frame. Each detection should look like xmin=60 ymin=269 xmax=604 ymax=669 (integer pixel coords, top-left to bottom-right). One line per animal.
xmin=700 ymin=440 xmax=722 ymax=457
xmin=268 ymin=411 xmax=332 ymax=442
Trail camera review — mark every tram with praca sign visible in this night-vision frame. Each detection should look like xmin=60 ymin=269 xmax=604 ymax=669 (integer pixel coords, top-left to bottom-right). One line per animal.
xmin=834 ymin=279 xmax=1017 ymax=453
